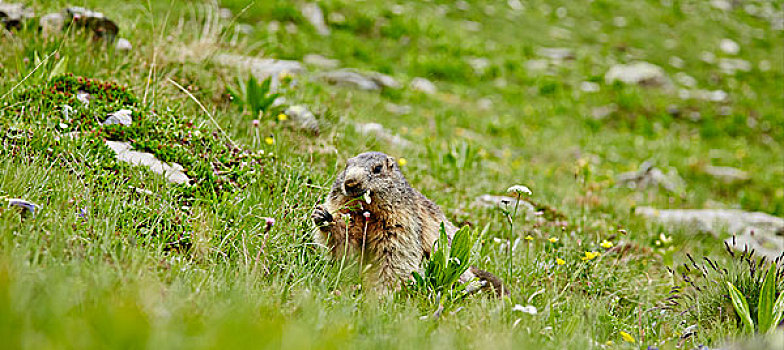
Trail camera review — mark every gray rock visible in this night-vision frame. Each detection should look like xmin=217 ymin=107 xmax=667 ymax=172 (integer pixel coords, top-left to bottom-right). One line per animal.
xmin=580 ymin=81 xmax=600 ymax=93
xmin=678 ymin=89 xmax=728 ymax=102
xmin=318 ymin=70 xmax=380 ymax=90
xmin=317 ymin=69 xmax=400 ymax=91
xmin=103 ymin=109 xmax=133 ymax=126
xmin=355 ymin=123 xmax=412 ymax=148
xmin=467 ymin=57 xmax=490 ymax=75
xmin=76 ymin=91 xmax=91 ymax=105
xmin=115 ymin=38 xmax=132 ymax=52
xmin=525 ymin=59 xmax=549 ymax=72
xmin=303 ymin=54 xmax=340 ymax=69
xmin=605 ymin=61 xmax=668 ymax=87
xmin=218 ymin=8 xmax=232 ymax=19
xmin=410 ymin=77 xmax=437 ymax=94
xmin=5 ymin=198 xmax=39 ymax=217
xmin=213 ymin=53 xmax=304 ymax=80
xmin=0 ymin=3 xmax=35 ymax=30
xmin=719 ymin=38 xmax=740 ymax=55
xmin=283 ymin=105 xmax=319 ymax=134
xmin=536 ymin=47 xmax=575 ymax=61
xmin=704 ymin=165 xmax=749 ymax=183
xmin=615 ymin=161 xmax=685 ymax=194
xmin=385 ymin=103 xmax=412 ymax=115
xmin=105 ymin=141 xmax=190 ymax=185
xmin=718 ymin=58 xmax=752 ymax=75
xmin=591 ymin=104 xmax=616 ymax=120
xmin=301 ymin=3 xmax=330 ymax=36
xmin=40 ymin=12 xmax=64 ymax=35
xmin=65 ymin=7 xmax=119 ymax=42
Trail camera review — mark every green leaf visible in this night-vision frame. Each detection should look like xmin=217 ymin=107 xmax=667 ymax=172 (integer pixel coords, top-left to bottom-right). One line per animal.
xmin=48 ymin=56 xmax=68 ymax=80
xmin=727 ymin=281 xmax=755 ymax=334
xmin=758 ymin=264 xmax=778 ymax=332
xmin=771 ymin=282 xmax=784 ymax=334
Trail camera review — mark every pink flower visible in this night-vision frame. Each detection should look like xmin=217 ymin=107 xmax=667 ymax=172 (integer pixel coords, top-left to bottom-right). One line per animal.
xmin=263 ymin=217 xmax=275 ymax=231
xmin=252 ymin=119 xmax=260 ymax=127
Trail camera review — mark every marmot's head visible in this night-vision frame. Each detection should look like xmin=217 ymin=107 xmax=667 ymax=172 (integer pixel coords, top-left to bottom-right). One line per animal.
xmin=337 ymin=152 xmax=409 ymax=203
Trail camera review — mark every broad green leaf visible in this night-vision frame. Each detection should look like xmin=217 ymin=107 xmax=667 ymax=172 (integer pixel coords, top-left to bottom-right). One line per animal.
xmin=758 ymin=264 xmax=778 ymax=332
xmin=727 ymin=282 xmax=754 ymax=334
xmin=48 ymin=56 xmax=69 ymax=80
xmin=771 ymin=287 xmax=784 ymax=334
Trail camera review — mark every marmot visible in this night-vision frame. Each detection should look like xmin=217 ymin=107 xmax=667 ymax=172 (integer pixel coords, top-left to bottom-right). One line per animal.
xmin=312 ymin=152 xmax=508 ymax=296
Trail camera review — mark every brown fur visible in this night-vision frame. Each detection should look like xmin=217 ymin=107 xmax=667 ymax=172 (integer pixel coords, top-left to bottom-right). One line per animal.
xmin=312 ymin=152 xmax=508 ymax=296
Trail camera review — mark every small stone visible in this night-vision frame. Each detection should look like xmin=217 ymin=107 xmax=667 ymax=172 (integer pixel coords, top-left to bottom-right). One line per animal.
xmin=605 ymin=61 xmax=668 ymax=87
xmin=719 ymin=38 xmax=740 ymax=55
xmin=283 ymin=105 xmax=320 ymax=134
xmin=613 ymin=16 xmax=627 ymax=27
xmin=355 ymin=123 xmax=411 ymax=148
xmin=103 ymin=109 xmax=133 ymax=126
xmin=669 ymin=56 xmax=684 ymax=69
xmin=507 ymin=0 xmax=524 ymax=11
xmin=5 ymin=198 xmax=39 ymax=217
xmin=115 ymin=38 xmax=132 ymax=52
xmin=303 ymin=54 xmax=339 ymax=69
xmin=284 ymin=22 xmax=298 ymax=34
xmin=580 ymin=81 xmax=600 ymax=93
xmin=615 ymin=161 xmax=685 ymax=194
xmin=385 ymin=103 xmax=412 ymax=115
xmin=318 ymin=70 xmax=380 ymax=91
xmin=462 ymin=21 xmax=482 ymax=32
xmin=525 ymin=59 xmax=549 ymax=73
xmin=64 ymin=7 xmax=119 ymax=42
xmin=410 ymin=77 xmax=437 ymax=94
xmin=218 ymin=8 xmax=232 ymax=19
xmin=301 ymin=3 xmax=329 ymax=36
xmin=704 ymin=165 xmax=749 ymax=183
xmin=675 ymin=72 xmax=697 ymax=87
xmin=536 ymin=47 xmax=574 ymax=61
xmin=40 ymin=12 xmax=64 ymax=36
xmin=700 ymin=51 xmax=716 ymax=64
xmin=76 ymin=91 xmax=91 ymax=104
xmin=0 ymin=3 xmax=35 ymax=30
xmin=467 ymin=57 xmax=490 ymax=75
xmin=327 ymin=12 xmax=345 ymax=24
xmin=105 ymin=141 xmax=190 ymax=185
xmin=591 ymin=104 xmax=616 ymax=120
xmin=213 ymin=53 xmax=304 ymax=81
xmin=477 ymin=98 xmax=494 ymax=110
xmin=718 ymin=58 xmax=751 ymax=75
xmin=710 ymin=0 xmax=732 ymax=11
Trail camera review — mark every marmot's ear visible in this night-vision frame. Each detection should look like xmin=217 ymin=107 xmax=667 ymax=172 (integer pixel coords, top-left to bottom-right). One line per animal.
xmin=385 ymin=156 xmax=396 ymax=169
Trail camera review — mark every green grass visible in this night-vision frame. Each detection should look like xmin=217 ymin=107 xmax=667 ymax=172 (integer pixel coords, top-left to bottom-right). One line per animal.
xmin=1 ymin=0 xmax=783 ymax=348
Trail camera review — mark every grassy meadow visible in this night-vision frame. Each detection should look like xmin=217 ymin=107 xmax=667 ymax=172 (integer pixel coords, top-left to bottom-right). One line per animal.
xmin=1 ymin=0 xmax=783 ymax=349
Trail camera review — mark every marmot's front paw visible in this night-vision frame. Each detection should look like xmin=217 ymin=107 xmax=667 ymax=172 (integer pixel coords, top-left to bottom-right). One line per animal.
xmin=312 ymin=205 xmax=334 ymax=228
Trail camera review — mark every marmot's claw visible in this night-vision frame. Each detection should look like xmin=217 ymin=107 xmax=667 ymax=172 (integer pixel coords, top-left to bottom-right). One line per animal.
xmin=312 ymin=205 xmax=333 ymax=228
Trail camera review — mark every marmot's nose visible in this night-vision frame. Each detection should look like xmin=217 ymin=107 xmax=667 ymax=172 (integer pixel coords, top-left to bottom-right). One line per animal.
xmin=344 ymin=178 xmax=361 ymax=192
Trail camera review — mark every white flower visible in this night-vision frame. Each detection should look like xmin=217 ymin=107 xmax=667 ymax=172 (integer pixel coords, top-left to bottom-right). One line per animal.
xmin=512 ymin=304 xmax=537 ymax=315
xmin=507 ymin=185 xmax=532 ymax=196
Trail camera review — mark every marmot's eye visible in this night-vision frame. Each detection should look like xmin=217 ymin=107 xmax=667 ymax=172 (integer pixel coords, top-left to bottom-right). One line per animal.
xmin=372 ymin=165 xmax=383 ymax=174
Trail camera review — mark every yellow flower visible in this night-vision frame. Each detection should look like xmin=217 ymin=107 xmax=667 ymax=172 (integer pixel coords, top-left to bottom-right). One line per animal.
xmin=556 ymin=258 xmax=565 ymax=266
xmin=524 ymin=235 xmax=534 ymax=241
xmin=264 ymin=136 xmax=274 ymax=145
xmin=604 ymin=340 xmax=613 ymax=346
xmin=548 ymin=237 xmax=558 ymax=243
xmin=600 ymin=240 xmax=613 ymax=249
xmin=581 ymin=251 xmax=600 ymax=261
xmin=397 ymin=158 xmax=407 ymax=166
xmin=277 ymin=113 xmax=288 ymax=121
xmin=620 ymin=331 xmax=636 ymax=343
